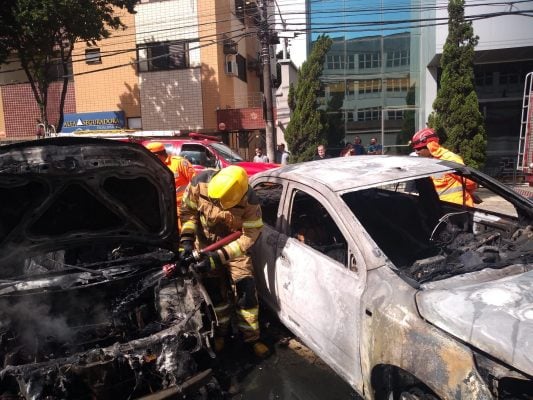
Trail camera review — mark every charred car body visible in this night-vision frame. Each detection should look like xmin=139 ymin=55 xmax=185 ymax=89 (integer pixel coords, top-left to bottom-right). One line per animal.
xmin=0 ymin=138 xmax=219 ymax=399
xmin=250 ymin=156 xmax=533 ymax=399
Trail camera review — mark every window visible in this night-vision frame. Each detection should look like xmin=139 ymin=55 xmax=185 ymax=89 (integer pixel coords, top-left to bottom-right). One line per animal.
xmin=359 ymin=53 xmax=381 ymax=69
xmin=499 ymin=70 xmax=519 ymax=85
xmin=359 ymin=79 xmax=382 ymax=94
xmin=357 ymin=107 xmax=381 ymax=121
xmin=347 ymin=55 xmax=356 ymax=70
xmin=138 ymin=41 xmax=189 ymax=72
xmin=289 ymin=190 xmax=347 ymax=264
xmin=386 ymin=50 xmax=409 ymax=67
xmin=127 ymin=117 xmax=142 ymax=129
xmin=253 ymin=182 xmax=283 ymax=226
xmin=236 ymin=53 xmax=247 ymax=82
xmin=475 ymin=71 xmax=493 ymax=86
xmin=346 ymin=80 xmax=356 ymax=96
xmin=326 ymin=55 xmax=345 ymax=70
xmin=387 ymin=110 xmax=404 ymax=120
xmin=386 ymin=77 xmax=409 ymax=92
xmin=85 ymin=48 xmax=101 ymax=64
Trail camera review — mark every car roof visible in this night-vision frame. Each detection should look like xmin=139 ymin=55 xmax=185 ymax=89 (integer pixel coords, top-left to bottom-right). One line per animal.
xmin=252 ymin=155 xmax=462 ymax=193
xmin=142 ymin=138 xmax=221 ymax=145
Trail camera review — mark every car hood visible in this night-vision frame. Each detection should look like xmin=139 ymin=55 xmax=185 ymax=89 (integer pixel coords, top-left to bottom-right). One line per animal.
xmin=0 ymin=137 xmax=178 ymax=262
xmin=416 ymin=269 xmax=533 ymax=376
xmin=236 ymin=161 xmax=279 ymax=176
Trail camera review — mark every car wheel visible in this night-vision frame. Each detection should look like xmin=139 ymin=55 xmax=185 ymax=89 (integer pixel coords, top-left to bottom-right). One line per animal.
xmin=388 ymin=387 xmax=439 ymax=400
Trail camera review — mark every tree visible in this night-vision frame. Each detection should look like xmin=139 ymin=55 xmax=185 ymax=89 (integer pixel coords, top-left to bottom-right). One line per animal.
xmin=285 ymin=35 xmax=332 ymax=162
xmin=0 ymin=0 xmax=137 ymax=134
xmin=428 ymin=0 xmax=486 ymax=169
xmin=396 ymin=83 xmax=416 ymax=155
xmin=325 ymin=90 xmax=345 ymax=148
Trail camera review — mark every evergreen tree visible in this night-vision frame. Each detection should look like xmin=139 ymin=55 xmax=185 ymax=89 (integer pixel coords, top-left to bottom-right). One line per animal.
xmin=325 ymin=90 xmax=345 ymax=148
xmin=285 ymin=35 xmax=332 ymax=162
xmin=428 ymin=0 xmax=486 ymax=168
xmin=396 ymin=84 xmax=416 ymax=155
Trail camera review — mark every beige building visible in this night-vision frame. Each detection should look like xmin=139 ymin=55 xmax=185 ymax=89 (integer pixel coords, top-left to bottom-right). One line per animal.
xmin=0 ymin=0 xmax=268 ymax=142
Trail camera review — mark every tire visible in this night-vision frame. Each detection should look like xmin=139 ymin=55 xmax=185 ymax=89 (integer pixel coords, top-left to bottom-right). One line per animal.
xmin=388 ymin=387 xmax=439 ymax=400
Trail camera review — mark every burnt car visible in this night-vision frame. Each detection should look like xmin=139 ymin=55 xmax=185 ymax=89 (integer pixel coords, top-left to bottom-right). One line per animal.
xmin=0 ymin=138 xmax=219 ymax=399
xmin=250 ymin=155 xmax=533 ymax=399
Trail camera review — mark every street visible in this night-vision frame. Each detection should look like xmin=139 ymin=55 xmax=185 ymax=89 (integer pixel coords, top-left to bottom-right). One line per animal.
xmin=217 ymin=314 xmax=359 ymax=400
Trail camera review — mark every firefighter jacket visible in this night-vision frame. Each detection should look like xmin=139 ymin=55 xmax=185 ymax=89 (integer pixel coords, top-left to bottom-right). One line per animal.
xmin=427 ymin=141 xmax=477 ymax=207
xmin=164 ymin=155 xmax=196 ymax=207
xmin=180 ymin=169 xmax=264 ymax=264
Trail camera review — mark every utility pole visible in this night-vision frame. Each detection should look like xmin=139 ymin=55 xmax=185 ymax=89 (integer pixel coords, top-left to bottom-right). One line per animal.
xmin=260 ymin=0 xmax=275 ymax=163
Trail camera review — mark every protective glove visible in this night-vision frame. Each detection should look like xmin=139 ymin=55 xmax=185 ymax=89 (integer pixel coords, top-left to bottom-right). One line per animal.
xmin=179 ymin=240 xmax=194 ymax=261
xmin=193 ymin=251 xmax=223 ymax=273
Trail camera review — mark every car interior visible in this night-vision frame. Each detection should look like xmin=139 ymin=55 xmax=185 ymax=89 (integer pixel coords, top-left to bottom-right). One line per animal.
xmin=180 ymin=144 xmax=217 ymax=168
xmin=289 ymin=190 xmax=347 ymax=264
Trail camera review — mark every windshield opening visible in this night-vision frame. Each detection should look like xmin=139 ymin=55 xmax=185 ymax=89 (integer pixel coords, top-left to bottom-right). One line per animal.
xmin=341 ymin=173 xmax=532 ymax=284
xmin=210 ymin=143 xmax=243 ymax=163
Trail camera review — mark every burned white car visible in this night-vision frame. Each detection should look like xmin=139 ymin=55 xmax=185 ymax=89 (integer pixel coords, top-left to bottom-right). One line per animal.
xmin=0 ymin=138 xmax=219 ymax=399
xmin=250 ymin=156 xmax=533 ymax=399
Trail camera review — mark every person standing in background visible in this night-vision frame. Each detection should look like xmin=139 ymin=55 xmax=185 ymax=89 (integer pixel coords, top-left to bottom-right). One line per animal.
xmin=253 ymin=147 xmax=269 ymax=163
xmin=367 ymin=137 xmax=383 ymax=155
xmin=275 ymin=144 xmax=290 ymax=165
xmin=313 ymin=144 xmax=331 ymax=160
xmin=353 ymin=136 xmax=366 ymax=155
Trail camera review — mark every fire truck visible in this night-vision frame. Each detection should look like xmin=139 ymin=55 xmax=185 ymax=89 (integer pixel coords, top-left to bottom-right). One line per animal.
xmin=60 ymin=129 xmax=279 ymax=176
xmin=518 ymin=71 xmax=533 ymax=186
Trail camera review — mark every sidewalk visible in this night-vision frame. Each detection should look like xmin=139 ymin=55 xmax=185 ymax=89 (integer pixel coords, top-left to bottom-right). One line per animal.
xmin=510 ymin=185 xmax=533 ymax=199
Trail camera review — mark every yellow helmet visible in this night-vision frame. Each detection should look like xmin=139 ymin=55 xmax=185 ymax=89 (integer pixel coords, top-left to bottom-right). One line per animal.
xmin=208 ymin=166 xmax=248 ymax=209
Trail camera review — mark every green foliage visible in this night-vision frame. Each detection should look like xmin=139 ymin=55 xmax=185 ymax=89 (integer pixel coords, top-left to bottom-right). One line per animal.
xmin=428 ymin=0 xmax=486 ymax=168
xmin=0 ymin=0 xmax=137 ymax=131
xmin=288 ymin=83 xmax=296 ymax=111
xmin=325 ymin=90 xmax=345 ymax=147
xmin=285 ymin=35 xmax=333 ymax=162
xmin=396 ymin=83 xmax=416 ymax=154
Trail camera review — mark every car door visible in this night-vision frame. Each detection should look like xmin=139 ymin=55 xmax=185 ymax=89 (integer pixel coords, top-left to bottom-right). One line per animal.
xmin=251 ymin=179 xmax=286 ymax=312
xmin=275 ymin=182 xmax=365 ymax=391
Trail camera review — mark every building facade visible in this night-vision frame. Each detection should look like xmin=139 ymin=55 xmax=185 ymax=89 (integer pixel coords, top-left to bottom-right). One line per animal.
xmin=0 ymin=0 xmax=273 ymax=157
xmin=309 ymin=0 xmax=533 ymax=167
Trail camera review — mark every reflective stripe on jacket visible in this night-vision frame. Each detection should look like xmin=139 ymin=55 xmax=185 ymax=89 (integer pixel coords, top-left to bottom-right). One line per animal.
xmin=165 ymin=156 xmax=196 ymax=207
xmin=180 ymin=169 xmax=263 ymax=263
xmin=427 ymin=142 xmax=477 ymax=207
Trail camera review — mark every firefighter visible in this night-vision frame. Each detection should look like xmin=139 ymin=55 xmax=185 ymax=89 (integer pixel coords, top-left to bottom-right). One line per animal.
xmin=411 ymin=128 xmax=477 ymax=207
xmin=179 ymin=165 xmax=269 ymax=358
xmin=145 ymin=141 xmax=196 ymax=214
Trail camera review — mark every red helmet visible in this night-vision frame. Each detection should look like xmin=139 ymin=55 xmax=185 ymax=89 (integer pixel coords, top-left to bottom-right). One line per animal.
xmin=411 ymin=128 xmax=439 ymax=150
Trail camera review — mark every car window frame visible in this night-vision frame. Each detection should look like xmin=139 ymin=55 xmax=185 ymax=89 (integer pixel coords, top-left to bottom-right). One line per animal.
xmin=252 ymin=176 xmax=287 ymax=232
xmin=281 ymin=180 xmax=367 ymax=279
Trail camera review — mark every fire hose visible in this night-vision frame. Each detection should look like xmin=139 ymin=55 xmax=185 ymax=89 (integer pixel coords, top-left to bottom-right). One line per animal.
xmin=112 ymin=231 xmax=242 ymax=315
xmin=162 ymin=230 xmax=242 ymax=278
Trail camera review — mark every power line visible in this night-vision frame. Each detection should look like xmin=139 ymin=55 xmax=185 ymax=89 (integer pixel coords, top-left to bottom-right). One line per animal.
xmin=1 ymin=4 xmax=531 ymax=78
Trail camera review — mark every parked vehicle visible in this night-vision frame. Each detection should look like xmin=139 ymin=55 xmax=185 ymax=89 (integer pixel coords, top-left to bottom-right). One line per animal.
xmin=0 ymin=137 xmax=221 ymax=399
xmin=137 ymin=133 xmax=279 ymax=176
xmin=250 ymin=155 xmax=533 ymax=399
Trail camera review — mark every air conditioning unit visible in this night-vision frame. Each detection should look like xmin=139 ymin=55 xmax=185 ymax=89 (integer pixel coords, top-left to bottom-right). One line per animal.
xmin=223 ymin=39 xmax=238 ymax=55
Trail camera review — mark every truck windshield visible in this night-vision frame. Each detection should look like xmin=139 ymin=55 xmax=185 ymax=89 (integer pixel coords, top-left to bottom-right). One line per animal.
xmin=211 ymin=143 xmax=244 ymax=163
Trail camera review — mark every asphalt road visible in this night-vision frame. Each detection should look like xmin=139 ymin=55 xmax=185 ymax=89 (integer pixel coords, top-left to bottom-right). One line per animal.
xmin=227 ymin=331 xmax=359 ymax=400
